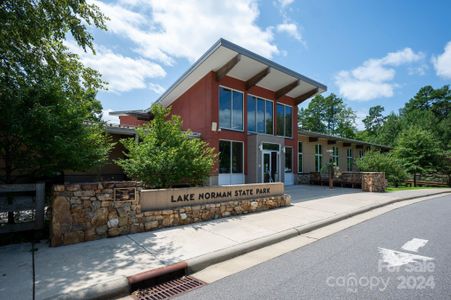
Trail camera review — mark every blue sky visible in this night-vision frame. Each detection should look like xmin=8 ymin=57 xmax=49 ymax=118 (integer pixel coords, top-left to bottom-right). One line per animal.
xmin=75 ymin=0 xmax=451 ymax=128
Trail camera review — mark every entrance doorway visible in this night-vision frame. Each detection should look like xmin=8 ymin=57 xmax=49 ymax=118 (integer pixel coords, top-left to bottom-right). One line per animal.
xmin=262 ymin=150 xmax=279 ymax=182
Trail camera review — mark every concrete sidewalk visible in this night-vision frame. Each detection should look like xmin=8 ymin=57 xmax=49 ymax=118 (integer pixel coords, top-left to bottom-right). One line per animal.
xmin=0 ymin=188 xmax=449 ymax=299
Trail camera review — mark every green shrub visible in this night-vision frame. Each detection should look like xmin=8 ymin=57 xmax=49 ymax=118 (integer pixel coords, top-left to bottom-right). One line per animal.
xmin=356 ymin=151 xmax=407 ymax=186
xmin=116 ymin=104 xmax=217 ymax=188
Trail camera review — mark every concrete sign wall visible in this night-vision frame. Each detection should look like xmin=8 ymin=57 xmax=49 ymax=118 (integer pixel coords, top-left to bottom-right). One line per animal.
xmin=140 ymin=182 xmax=284 ymax=211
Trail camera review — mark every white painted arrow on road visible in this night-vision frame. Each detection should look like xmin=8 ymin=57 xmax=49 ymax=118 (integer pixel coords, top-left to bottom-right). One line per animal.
xmin=401 ymin=238 xmax=428 ymax=252
xmin=378 ymin=238 xmax=433 ymax=268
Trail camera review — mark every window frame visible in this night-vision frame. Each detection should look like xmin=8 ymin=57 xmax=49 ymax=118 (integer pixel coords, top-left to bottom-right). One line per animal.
xmin=315 ymin=144 xmax=322 ymax=172
xmin=346 ymin=148 xmax=353 ymax=171
xmin=218 ymin=86 xmax=244 ymax=132
xmin=247 ymin=94 xmax=274 ymax=135
xmin=298 ymin=141 xmax=303 ymax=173
xmin=332 ymin=146 xmax=339 ymax=166
xmin=276 ymin=102 xmax=293 ymax=138
xmin=219 ymin=139 xmax=244 ymax=174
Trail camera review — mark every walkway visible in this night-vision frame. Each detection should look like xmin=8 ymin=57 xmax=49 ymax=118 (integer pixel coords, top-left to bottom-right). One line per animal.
xmin=0 ymin=187 xmax=449 ymax=299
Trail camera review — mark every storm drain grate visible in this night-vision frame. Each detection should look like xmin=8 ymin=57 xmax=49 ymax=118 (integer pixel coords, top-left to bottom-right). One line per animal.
xmin=133 ymin=276 xmax=206 ymax=300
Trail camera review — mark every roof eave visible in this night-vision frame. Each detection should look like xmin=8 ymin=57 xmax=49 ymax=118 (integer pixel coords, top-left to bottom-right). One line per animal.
xmin=298 ymin=129 xmax=392 ymax=149
xmin=151 ymin=38 xmax=327 ymax=110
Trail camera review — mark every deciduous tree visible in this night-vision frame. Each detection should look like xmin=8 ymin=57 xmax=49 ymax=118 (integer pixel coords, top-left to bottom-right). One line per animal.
xmin=299 ymin=94 xmax=356 ymax=138
xmin=0 ymin=0 xmax=112 ymax=185
xmin=116 ymin=105 xmax=217 ymax=188
xmin=394 ymin=127 xmax=443 ymax=186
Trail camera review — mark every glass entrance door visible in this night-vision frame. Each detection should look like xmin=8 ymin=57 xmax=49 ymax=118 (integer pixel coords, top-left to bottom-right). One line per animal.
xmin=262 ymin=151 xmax=279 ymax=183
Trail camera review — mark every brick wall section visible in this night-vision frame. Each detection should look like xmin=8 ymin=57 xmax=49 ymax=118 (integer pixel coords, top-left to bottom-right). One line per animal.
xmin=51 ymin=181 xmax=291 ymax=247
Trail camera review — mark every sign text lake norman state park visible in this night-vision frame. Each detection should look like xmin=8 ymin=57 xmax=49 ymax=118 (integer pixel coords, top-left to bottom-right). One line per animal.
xmin=140 ymin=183 xmax=284 ymax=211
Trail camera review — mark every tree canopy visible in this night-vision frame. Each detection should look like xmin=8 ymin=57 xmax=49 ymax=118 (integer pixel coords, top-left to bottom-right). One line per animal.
xmin=357 ymin=85 xmax=450 ymax=148
xmin=116 ymin=105 xmax=217 ymax=188
xmin=355 ymin=85 xmax=450 ymax=182
xmin=394 ymin=127 xmax=443 ymax=185
xmin=298 ymin=93 xmax=356 ymax=138
xmin=0 ymin=0 xmax=112 ymax=183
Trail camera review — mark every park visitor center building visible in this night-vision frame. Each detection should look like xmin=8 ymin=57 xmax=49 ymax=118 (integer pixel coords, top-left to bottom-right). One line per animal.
xmin=107 ymin=39 xmax=388 ymax=186
xmin=112 ymin=38 xmax=326 ymax=186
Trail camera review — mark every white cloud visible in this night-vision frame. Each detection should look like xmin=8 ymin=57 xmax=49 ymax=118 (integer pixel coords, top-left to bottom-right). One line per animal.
xmin=277 ymin=0 xmax=295 ymax=8
xmin=408 ymin=64 xmax=428 ymax=76
xmin=380 ymin=48 xmax=424 ymax=66
xmin=148 ymin=83 xmax=165 ymax=95
xmin=276 ymin=22 xmax=302 ymax=41
xmin=101 ymin=109 xmax=120 ymax=124
xmin=432 ymin=41 xmax=451 ymax=79
xmin=335 ymin=48 xmax=424 ymax=101
xmin=92 ymin=0 xmax=279 ymax=64
xmin=67 ymin=42 xmax=166 ymax=93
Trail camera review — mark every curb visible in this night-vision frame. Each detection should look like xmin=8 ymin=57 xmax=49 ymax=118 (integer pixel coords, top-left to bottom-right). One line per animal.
xmin=186 ymin=190 xmax=450 ymax=273
xmin=50 ymin=277 xmax=129 ymax=300
xmin=58 ymin=190 xmax=450 ymax=299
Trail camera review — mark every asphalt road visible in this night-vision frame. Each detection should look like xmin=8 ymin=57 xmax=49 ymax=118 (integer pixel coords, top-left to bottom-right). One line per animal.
xmin=178 ymin=194 xmax=451 ymax=299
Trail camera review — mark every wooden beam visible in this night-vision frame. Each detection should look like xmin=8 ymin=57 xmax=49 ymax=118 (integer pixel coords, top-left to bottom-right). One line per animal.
xmin=245 ymin=67 xmax=270 ymax=90
xmin=327 ymin=140 xmax=336 ymax=145
xmin=343 ymin=142 xmax=351 ymax=147
xmin=215 ymin=54 xmax=241 ymax=81
xmin=275 ymin=80 xmax=299 ymax=99
xmin=309 ymin=137 xmax=318 ymax=142
xmin=294 ymin=88 xmax=319 ymax=105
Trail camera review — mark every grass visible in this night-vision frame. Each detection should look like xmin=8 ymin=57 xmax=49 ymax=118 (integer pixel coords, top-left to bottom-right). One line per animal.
xmin=386 ymin=186 xmax=447 ymax=192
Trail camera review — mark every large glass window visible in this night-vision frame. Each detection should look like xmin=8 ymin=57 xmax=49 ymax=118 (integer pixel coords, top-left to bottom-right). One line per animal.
xmin=219 ymin=141 xmax=231 ymax=173
xmin=276 ymin=104 xmax=284 ymax=136
xmin=298 ymin=142 xmax=303 ymax=173
xmin=276 ymin=103 xmax=293 ymax=137
xmin=219 ymin=87 xmax=243 ymax=130
xmin=285 ymin=106 xmax=293 ymax=137
xmin=219 ymin=140 xmax=243 ymax=174
xmin=265 ymin=100 xmax=273 ymax=134
xmin=332 ymin=146 xmax=339 ymax=166
xmin=315 ymin=144 xmax=322 ymax=172
xmin=247 ymin=96 xmax=273 ymax=134
xmin=285 ymin=147 xmax=293 ymax=173
xmin=347 ymin=148 xmax=353 ymax=171
xmin=262 ymin=143 xmax=279 ymax=151
xmin=247 ymin=97 xmax=256 ymax=132
xmin=232 ymin=142 xmax=243 ymax=173
xmin=256 ymin=98 xmax=265 ymax=133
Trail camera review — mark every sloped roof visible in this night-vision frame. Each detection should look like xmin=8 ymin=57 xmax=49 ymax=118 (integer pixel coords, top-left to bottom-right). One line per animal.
xmin=111 ymin=38 xmax=327 ymax=116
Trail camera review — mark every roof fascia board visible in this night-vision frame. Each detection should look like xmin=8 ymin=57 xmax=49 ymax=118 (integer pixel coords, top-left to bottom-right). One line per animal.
xmin=152 ymin=38 xmax=327 ymax=110
xmin=298 ymin=129 xmax=391 ymax=149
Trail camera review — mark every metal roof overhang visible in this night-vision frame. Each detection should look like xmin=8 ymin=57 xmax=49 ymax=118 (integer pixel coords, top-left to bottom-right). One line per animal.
xmin=298 ymin=129 xmax=391 ymax=150
xmin=154 ymin=38 xmax=327 ymax=109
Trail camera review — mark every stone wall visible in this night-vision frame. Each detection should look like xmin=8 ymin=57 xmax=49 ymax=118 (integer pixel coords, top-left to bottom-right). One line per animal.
xmin=361 ymin=172 xmax=386 ymax=192
xmin=50 ymin=181 xmax=291 ymax=247
xmin=339 ymin=172 xmax=362 ymax=188
xmin=296 ymin=173 xmax=311 ymax=185
xmin=296 ymin=172 xmax=386 ymax=192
